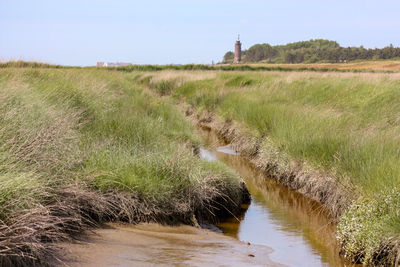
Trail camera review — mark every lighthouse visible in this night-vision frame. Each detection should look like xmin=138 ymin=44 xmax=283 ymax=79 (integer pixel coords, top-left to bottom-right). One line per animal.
xmin=234 ymin=35 xmax=242 ymax=63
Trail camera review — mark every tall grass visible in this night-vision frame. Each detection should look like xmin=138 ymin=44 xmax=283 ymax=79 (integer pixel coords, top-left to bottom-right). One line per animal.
xmin=167 ymin=71 xmax=400 ymax=194
xmin=0 ymin=68 xmax=244 ymax=265
xmin=144 ymin=70 xmax=400 ymax=265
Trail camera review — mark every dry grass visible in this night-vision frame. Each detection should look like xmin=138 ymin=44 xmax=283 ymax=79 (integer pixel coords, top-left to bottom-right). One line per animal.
xmin=248 ymin=60 xmax=400 ymax=72
xmin=147 ymin=70 xmax=217 ymax=83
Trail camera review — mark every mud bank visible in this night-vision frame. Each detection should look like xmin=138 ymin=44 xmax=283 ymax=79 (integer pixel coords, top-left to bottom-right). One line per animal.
xmin=185 ymin=107 xmax=353 ymax=220
xmin=59 ymin=223 xmax=280 ymax=267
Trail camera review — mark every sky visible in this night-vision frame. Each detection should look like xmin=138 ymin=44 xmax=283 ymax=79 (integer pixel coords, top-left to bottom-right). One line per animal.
xmin=1 ymin=0 xmax=400 ymax=66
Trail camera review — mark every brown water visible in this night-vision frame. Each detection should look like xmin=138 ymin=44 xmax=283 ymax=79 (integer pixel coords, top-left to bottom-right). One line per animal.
xmin=198 ymin=128 xmax=358 ymax=267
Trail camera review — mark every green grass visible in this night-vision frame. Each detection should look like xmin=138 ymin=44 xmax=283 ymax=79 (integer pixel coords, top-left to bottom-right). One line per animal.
xmin=142 ymin=70 xmax=400 ymax=265
xmin=167 ymin=72 xmax=400 ymax=194
xmin=0 ymin=68 xmax=243 ymax=264
xmin=3 ymin=64 xmax=400 ymax=264
xmin=338 ymin=188 xmax=400 ymax=264
xmin=0 ymin=68 xmax=243 ymax=209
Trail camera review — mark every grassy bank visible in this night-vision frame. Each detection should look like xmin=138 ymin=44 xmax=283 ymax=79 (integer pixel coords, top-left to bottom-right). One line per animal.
xmin=139 ymin=70 xmax=400 ymax=265
xmin=0 ymin=68 xmax=245 ymax=265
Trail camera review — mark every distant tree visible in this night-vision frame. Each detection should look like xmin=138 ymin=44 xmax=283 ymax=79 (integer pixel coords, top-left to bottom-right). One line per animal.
xmin=304 ymin=54 xmax=319 ymax=63
xmin=245 ymin=43 xmax=277 ymax=62
xmin=223 ymin=39 xmax=400 ymax=64
xmin=285 ymin=51 xmax=296 ymax=64
xmin=223 ymin=51 xmax=234 ymax=63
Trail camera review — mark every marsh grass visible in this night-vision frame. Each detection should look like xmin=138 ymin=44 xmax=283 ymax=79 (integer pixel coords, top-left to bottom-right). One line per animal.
xmin=3 ymin=64 xmax=400 ymax=264
xmin=165 ymin=71 xmax=400 ymax=194
xmin=0 ymin=68 xmax=244 ymax=265
xmin=145 ymin=70 xmax=400 ymax=265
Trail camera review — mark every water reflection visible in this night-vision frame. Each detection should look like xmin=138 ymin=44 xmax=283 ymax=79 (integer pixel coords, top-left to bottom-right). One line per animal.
xmin=198 ymin=128 xmax=358 ymax=267
xmin=199 ymin=147 xmax=218 ymax=161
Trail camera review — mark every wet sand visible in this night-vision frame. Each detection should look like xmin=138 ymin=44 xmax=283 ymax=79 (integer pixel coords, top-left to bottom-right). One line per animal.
xmin=60 ymin=223 xmax=281 ymax=267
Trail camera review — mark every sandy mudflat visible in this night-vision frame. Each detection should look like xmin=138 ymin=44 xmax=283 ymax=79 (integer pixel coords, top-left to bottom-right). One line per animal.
xmin=58 ymin=223 xmax=281 ymax=267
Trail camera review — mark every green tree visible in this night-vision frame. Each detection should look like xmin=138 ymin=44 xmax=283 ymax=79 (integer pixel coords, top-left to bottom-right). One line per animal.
xmin=223 ymin=51 xmax=234 ymax=63
xmin=223 ymin=39 xmax=400 ymax=63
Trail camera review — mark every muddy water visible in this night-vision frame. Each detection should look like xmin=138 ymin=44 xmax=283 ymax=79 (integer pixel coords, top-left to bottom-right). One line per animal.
xmin=198 ymin=128 xmax=357 ymax=267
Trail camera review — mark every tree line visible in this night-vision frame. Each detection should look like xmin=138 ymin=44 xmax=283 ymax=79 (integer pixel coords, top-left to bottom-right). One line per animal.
xmin=223 ymin=39 xmax=400 ymax=64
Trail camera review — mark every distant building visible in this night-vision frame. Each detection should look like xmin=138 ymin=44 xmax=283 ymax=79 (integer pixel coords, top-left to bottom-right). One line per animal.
xmin=96 ymin=62 xmax=132 ymax=67
xmin=234 ymin=35 xmax=242 ymax=63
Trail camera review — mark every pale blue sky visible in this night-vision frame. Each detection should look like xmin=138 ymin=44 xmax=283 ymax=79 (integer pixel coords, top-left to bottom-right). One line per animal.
xmin=1 ymin=0 xmax=399 ymax=66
